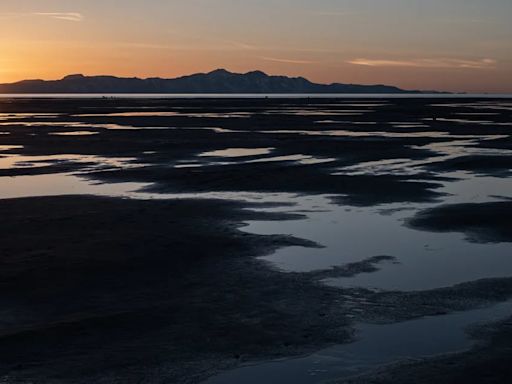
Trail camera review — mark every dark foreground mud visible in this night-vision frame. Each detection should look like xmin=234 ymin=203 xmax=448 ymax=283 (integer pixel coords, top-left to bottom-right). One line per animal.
xmin=1 ymin=196 xmax=512 ymax=383
xmin=0 ymin=196 xmax=350 ymax=383
xmin=1 ymin=97 xmax=512 ymax=383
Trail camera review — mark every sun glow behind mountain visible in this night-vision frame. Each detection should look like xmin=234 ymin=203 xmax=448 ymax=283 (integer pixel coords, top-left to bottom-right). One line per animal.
xmin=1 ymin=0 xmax=511 ymax=93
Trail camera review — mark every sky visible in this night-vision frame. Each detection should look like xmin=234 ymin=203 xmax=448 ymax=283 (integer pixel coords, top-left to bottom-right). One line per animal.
xmin=0 ymin=0 xmax=511 ymax=92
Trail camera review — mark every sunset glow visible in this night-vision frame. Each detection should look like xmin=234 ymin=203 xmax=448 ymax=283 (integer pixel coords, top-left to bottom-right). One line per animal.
xmin=1 ymin=0 xmax=511 ymax=92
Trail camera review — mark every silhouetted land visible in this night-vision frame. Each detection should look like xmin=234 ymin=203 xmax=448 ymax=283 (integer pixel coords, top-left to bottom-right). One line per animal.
xmin=0 ymin=69 xmax=432 ymax=94
xmin=0 ymin=97 xmax=511 ymax=383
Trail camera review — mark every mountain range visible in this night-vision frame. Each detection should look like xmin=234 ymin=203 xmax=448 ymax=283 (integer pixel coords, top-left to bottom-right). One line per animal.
xmin=0 ymin=69 xmax=432 ymax=94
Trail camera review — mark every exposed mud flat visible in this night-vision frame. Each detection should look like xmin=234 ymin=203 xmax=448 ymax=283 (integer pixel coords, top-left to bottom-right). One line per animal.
xmin=0 ymin=97 xmax=511 ymax=383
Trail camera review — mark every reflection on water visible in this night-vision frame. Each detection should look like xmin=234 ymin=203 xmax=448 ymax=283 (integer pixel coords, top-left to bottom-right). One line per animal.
xmin=1 ymin=152 xmax=509 ymax=292
xmin=75 ymin=112 xmax=253 ymax=118
xmin=0 ymin=121 xmax=171 ymax=130
xmin=429 ymin=118 xmax=512 ymax=126
xmin=431 ymin=102 xmax=512 ymax=111
xmin=246 ymin=173 xmax=512 ymax=292
xmin=314 ymin=103 xmax=389 ymax=107
xmin=1 ymin=98 xmax=511 ymax=383
xmin=0 ymin=101 xmax=510 ymax=292
xmin=199 ymin=148 xmax=274 ymax=158
xmin=0 ymin=171 xmax=297 ymax=203
xmin=263 ymin=109 xmax=368 ymax=116
xmin=453 ymin=112 xmax=500 ymax=116
xmin=258 ymin=128 xmax=507 ymax=140
xmin=0 ymin=174 xmax=147 ymax=200
xmin=0 ymin=153 xmax=140 ymax=171
xmin=0 ymin=145 xmax=23 ymax=151
xmin=248 ymin=154 xmax=335 ymax=165
xmin=0 ymin=113 xmax=62 ymax=121
xmin=177 ymin=152 xmax=336 ymax=168
xmin=49 ymin=131 xmax=99 ymax=136
xmin=335 ymin=136 xmax=511 ymax=176
xmin=204 ymin=300 xmax=512 ymax=384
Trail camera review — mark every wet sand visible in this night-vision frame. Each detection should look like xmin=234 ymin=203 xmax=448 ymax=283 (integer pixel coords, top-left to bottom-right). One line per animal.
xmin=0 ymin=97 xmax=511 ymax=383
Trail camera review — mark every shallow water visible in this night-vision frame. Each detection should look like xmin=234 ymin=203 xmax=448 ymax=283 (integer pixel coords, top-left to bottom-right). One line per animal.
xmin=1 ymin=154 xmax=510 ymax=293
xmin=199 ymin=148 xmax=274 ymax=158
xmin=0 ymin=121 xmax=171 ymax=130
xmin=0 ymin=119 xmax=511 ymax=292
xmin=175 ymin=152 xmax=336 ymax=168
xmin=0 ymin=153 xmax=139 ymax=172
xmin=246 ymin=174 xmax=512 ymax=292
xmin=1 ymin=98 xmax=511 ymax=382
xmin=204 ymin=299 xmax=512 ymax=384
xmin=75 ymin=111 xmax=253 ymax=118
xmin=49 ymin=131 xmax=99 ymax=136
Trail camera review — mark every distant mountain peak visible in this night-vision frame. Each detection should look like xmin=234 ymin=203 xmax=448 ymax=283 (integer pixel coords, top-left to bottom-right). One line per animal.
xmin=207 ymin=69 xmax=232 ymax=75
xmin=62 ymin=74 xmax=86 ymax=80
xmin=245 ymin=70 xmax=268 ymax=77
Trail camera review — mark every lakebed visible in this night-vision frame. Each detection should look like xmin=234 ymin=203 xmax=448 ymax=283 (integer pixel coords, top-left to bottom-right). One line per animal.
xmin=0 ymin=97 xmax=511 ymax=383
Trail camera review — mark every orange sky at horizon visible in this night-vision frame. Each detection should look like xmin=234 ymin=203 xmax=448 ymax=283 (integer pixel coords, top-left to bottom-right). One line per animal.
xmin=1 ymin=0 xmax=511 ymax=93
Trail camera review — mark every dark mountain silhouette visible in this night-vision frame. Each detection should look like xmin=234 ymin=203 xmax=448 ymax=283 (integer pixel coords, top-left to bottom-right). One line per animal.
xmin=0 ymin=69 xmax=433 ymax=94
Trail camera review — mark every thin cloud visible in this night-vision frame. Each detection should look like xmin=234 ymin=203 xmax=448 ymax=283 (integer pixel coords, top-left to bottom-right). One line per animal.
xmin=117 ymin=41 xmax=256 ymax=52
xmin=0 ymin=12 xmax=83 ymax=21
xmin=260 ymin=56 xmax=316 ymax=65
xmin=224 ymin=40 xmax=259 ymax=51
xmin=348 ymin=58 xmax=496 ymax=69
xmin=33 ymin=13 xmax=83 ymax=22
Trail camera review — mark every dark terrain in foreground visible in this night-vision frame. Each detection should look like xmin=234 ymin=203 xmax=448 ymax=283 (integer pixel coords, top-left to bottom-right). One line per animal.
xmin=0 ymin=97 xmax=511 ymax=383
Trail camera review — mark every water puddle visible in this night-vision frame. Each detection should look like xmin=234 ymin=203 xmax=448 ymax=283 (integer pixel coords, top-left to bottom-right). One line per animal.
xmin=263 ymin=109 xmax=371 ymax=116
xmin=245 ymin=175 xmax=512 ymax=292
xmin=0 ymin=145 xmax=23 ymax=151
xmin=75 ymin=112 xmax=253 ymax=118
xmin=0 ymin=113 xmax=62 ymax=121
xmin=259 ymin=129 xmax=508 ymax=140
xmin=0 ymin=153 xmax=140 ymax=171
xmin=0 ymin=121 xmax=171 ymax=130
xmin=203 ymin=300 xmax=512 ymax=384
xmin=431 ymin=102 xmax=512 ymax=112
xmin=49 ymin=131 xmax=100 ymax=136
xmin=429 ymin=118 xmax=512 ymax=126
xmin=334 ymin=136 xmax=511 ymax=176
xmin=199 ymin=148 xmax=274 ymax=158
xmin=248 ymin=155 xmax=335 ymax=165
xmin=176 ymin=153 xmax=336 ymax=168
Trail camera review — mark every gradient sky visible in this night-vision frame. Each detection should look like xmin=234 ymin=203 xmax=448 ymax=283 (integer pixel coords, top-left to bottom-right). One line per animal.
xmin=1 ymin=0 xmax=511 ymax=92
